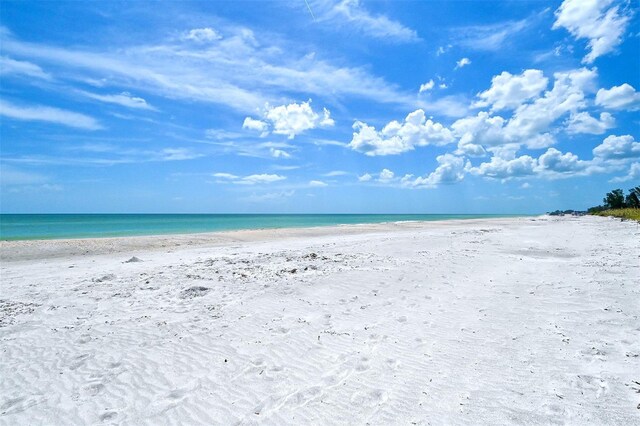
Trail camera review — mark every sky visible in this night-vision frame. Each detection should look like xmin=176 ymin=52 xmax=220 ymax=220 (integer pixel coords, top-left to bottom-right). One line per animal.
xmin=1 ymin=0 xmax=639 ymax=214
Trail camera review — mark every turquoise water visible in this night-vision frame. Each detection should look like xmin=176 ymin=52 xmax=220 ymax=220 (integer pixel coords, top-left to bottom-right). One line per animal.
xmin=0 ymin=214 xmax=523 ymax=241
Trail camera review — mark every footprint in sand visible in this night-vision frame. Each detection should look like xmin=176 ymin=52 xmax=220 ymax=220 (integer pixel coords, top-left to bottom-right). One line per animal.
xmin=99 ymin=411 xmax=117 ymax=421
xmin=76 ymin=334 xmax=92 ymax=344
xmin=350 ymin=389 xmax=388 ymax=407
xmin=355 ymin=356 xmax=370 ymax=372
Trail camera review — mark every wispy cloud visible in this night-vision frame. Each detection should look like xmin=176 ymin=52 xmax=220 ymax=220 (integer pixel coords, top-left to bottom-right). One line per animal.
xmin=1 ymin=25 xmax=413 ymax=113
xmin=0 ymin=99 xmax=102 ymax=130
xmin=213 ymin=172 xmax=287 ymax=185
xmin=78 ymin=91 xmax=157 ymax=111
xmin=452 ymin=17 xmax=531 ymax=51
xmin=0 ymin=56 xmax=51 ymax=80
xmin=314 ymin=0 xmax=419 ymax=43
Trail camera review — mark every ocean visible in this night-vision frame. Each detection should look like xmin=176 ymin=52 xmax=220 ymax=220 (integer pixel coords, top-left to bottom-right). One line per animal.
xmin=0 ymin=214 xmax=523 ymax=241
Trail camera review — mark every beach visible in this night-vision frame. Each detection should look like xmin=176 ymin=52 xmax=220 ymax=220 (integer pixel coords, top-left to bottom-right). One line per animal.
xmin=1 ymin=215 xmax=638 ymax=424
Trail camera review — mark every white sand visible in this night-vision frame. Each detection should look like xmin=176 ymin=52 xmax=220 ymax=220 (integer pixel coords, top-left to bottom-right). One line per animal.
xmin=1 ymin=216 xmax=639 ymax=424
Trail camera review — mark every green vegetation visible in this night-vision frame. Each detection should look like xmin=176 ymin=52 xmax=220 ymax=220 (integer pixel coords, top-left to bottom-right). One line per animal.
xmin=588 ymin=186 xmax=640 ymax=221
xmin=590 ymin=208 xmax=640 ymax=221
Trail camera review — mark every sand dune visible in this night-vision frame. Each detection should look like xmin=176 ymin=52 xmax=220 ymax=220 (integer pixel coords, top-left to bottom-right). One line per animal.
xmin=1 ymin=216 xmax=639 ymax=424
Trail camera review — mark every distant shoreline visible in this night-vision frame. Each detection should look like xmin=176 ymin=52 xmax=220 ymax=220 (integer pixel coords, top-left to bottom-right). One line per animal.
xmin=0 ymin=213 xmax=531 ymax=242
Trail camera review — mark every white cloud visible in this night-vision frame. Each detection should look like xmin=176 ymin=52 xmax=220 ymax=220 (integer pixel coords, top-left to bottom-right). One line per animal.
xmin=318 ymin=0 xmax=419 ymax=43
xmin=553 ymin=0 xmax=630 ymax=63
xmin=401 ymin=154 xmax=467 ymax=188
xmin=595 ymin=83 xmax=640 ymax=110
xmin=592 ymin=135 xmax=640 ymax=160
xmin=471 ymin=147 xmax=598 ymax=181
xmin=159 ymin=148 xmax=202 ymax=161
xmin=212 ymin=172 xmax=239 ymax=179
xmin=419 ymin=79 xmax=434 ymax=93
xmin=270 ymin=148 xmax=291 ymax=159
xmin=244 ymin=100 xmax=334 ymax=139
xmin=469 ymin=154 xmax=537 ymax=180
xmin=0 ymin=56 xmax=51 ymax=80
xmin=358 ymin=173 xmax=372 ymax=182
xmin=418 ymin=95 xmax=470 ymax=118
xmin=213 ymin=172 xmax=286 ymax=185
xmin=565 ymin=111 xmax=615 ymax=135
xmin=474 ymin=69 xmax=548 ymax=111
xmin=182 ymin=28 xmax=222 ymax=42
xmin=537 ymin=148 xmax=587 ymax=174
xmin=378 ymin=168 xmax=395 ymax=182
xmin=455 ymin=140 xmax=487 ymax=157
xmin=0 ymin=99 xmax=102 ymax=130
xmin=452 ymin=111 xmax=510 ymax=148
xmin=323 ymin=170 xmax=349 ymax=177
xmin=309 ymin=180 xmax=328 ymax=187
xmin=242 ymin=117 xmax=269 ymax=136
xmin=349 ymin=109 xmax=453 ymax=156
xmin=455 ymin=57 xmax=471 ymax=69
xmin=505 ymin=67 xmax=597 ymax=140
xmin=2 ymin=26 xmax=413 ymax=113
xmin=610 ymin=162 xmax=640 ymax=183
xmin=79 ymin=91 xmax=156 ymax=110
xmin=454 ymin=18 xmax=529 ymax=51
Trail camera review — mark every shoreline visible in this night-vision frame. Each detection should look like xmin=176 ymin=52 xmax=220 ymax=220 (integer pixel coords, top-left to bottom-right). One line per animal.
xmin=0 ymin=215 xmax=537 ymax=262
xmin=0 ymin=213 xmax=530 ymax=243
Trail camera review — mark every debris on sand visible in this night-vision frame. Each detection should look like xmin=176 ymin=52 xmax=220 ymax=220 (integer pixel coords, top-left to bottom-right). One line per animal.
xmin=180 ymin=286 xmax=211 ymax=299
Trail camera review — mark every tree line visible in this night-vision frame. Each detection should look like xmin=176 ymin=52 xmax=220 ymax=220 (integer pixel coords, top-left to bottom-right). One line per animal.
xmin=588 ymin=186 xmax=640 ymax=213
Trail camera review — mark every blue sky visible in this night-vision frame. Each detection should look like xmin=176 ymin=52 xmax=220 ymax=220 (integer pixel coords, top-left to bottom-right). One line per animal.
xmin=1 ymin=0 xmax=638 ymax=213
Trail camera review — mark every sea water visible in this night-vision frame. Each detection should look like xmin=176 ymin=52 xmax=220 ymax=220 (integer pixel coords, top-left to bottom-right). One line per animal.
xmin=0 ymin=214 xmax=523 ymax=240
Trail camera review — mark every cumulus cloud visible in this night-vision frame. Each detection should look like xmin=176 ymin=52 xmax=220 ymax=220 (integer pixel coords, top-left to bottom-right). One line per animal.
xmin=455 ymin=57 xmax=471 ymax=69
xmin=358 ymin=173 xmax=372 ymax=182
xmin=474 ymin=69 xmax=548 ymax=111
xmin=610 ymin=162 xmax=640 ymax=183
xmin=378 ymin=168 xmax=395 ymax=182
xmin=565 ymin=111 xmax=615 ymax=135
xmin=595 ymin=83 xmax=640 ymax=110
xmin=469 ymin=154 xmax=537 ymax=180
xmin=401 ymin=154 xmax=468 ymax=188
xmin=505 ymin=67 xmax=597 ymax=141
xmin=455 ymin=140 xmax=487 ymax=157
xmin=242 ymin=117 xmax=269 ymax=136
xmin=592 ymin=135 xmax=640 ymax=160
xmin=213 ymin=172 xmax=286 ymax=185
xmin=470 ymin=147 xmax=597 ymax=181
xmin=182 ymin=28 xmax=222 ymax=42
xmin=244 ymin=100 xmax=334 ymax=139
xmin=451 ymin=111 xmax=509 ymax=147
xmin=349 ymin=109 xmax=453 ymax=156
xmin=553 ymin=0 xmax=630 ymax=63
xmin=537 ymin=148 xmax=587 ymax=174
xmin=419 ymin=79 xmax=434 ymax=93
xmin=0 ymin=99 xmax=102 ymax=130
